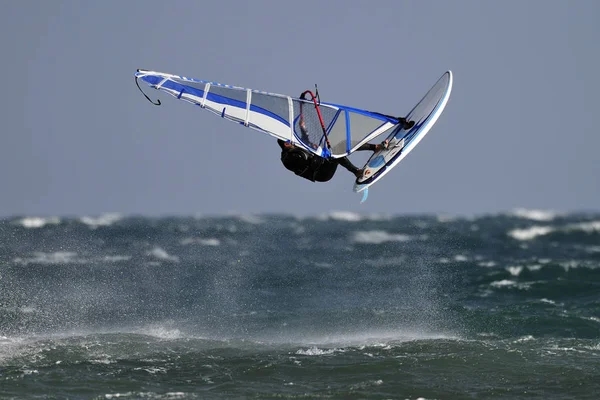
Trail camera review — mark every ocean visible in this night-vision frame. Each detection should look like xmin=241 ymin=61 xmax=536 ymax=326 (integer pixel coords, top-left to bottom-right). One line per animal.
xmin=0 ymin=211 xmax=599 ymax=399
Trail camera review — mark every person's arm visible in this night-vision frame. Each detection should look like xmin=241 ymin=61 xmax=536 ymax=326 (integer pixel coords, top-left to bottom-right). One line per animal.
xmin=298 ymin=118 xmax=311 ymax=143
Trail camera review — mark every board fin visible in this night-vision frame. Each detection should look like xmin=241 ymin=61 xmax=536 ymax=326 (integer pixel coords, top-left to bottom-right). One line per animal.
xmin=360 ymin=187 xmax=369 ymax=203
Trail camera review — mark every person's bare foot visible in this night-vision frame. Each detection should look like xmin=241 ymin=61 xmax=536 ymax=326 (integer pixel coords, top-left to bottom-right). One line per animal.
xmin=375 ymin=139 xmax=390 ymax=151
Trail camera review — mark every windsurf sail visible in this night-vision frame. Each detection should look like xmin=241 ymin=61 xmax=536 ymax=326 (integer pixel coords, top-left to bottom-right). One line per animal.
xmin=135 ymin=69 xmax=402 ymax=158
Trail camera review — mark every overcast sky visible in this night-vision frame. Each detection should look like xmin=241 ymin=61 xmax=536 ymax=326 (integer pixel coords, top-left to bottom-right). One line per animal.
xmin=1 ymin=0 xmax=598 ymax=217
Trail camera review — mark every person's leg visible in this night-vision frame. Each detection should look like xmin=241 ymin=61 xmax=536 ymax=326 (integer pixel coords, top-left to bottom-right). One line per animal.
xmin=355 ymin=143 xmax=378 ymax=152
xmin=338 ymin=157 xmax=361 ymax=178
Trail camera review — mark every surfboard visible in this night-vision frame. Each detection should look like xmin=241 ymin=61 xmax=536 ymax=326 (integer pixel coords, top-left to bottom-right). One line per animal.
xmin=353 ymin=71 xmax=453 ymax=193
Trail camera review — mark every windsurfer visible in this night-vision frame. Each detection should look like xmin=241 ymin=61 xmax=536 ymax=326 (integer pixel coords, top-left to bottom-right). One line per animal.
xmin=278 ymin=116 xmax=414 ymax=182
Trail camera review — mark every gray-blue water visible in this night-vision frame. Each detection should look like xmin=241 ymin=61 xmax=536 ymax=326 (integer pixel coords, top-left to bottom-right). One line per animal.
xmin=1 ymin=211 xmax=599 ymax=399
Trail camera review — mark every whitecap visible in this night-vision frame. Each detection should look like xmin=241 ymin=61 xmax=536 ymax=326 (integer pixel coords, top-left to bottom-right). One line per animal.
xmin=80 ymin=213 xmax=121 ymax=228
xmin=506 ymin=266 xmax=523 ymax=276
xmin=15 ymin=216 xmax=61 ymax=228
xmin=295 ymin=346 xmax=339 ymax=356
xmin=478 ymin=261 xmax=497 ymax=267
xmin=490 ymin=280 xmax=532 ymax=290
xmin=321 ymin=211 xmax=363 ymax=222
xmin=510 ymin=208 xmax=558 ymax=221
xmin=102 ymin=255 xmax=132 ymax=262
xmin=90 ymin=358 xmax=115 ymax=365
xmin=148 ymin=248 xmax=179 ymax=262
xmin=490 ymin=279 xmax=517 ymax=288
xmin=514 ymin=335 xmax=535 ymax=343
xmin=180 ymin=238 xmax=221 ymax=246
xmin=136 ymin=325 xmax=183 ymax=340
xmin=105 ymin=392 xmax=133 ymax=399
xmin=133 ymin=367 xmax=167 ymax=374
xmin=292 ymin=330 xmax=457 ymax=347
xmin=21 ymin=369 xmax=39 ymax=375
xmin=565 ymin=221 xmax=600 ymax=233
xmin=508 ymin=226 xmax=554 ymax=240
xmin=352 ymin=230 xmax=411 ymax=244
xmin=509 ymin=221 xmax=600 ymax=241
xmin=526 ymin=265 xmax=542 ymax=273
xmin=13 ymin=251 xmax=81 ymax=265
xmin=559 ymin=261 xmax=579 ymax=272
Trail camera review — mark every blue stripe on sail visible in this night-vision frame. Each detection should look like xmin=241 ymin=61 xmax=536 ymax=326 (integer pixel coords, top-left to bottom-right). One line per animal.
xmin=142 ymin=75 xmax=289 ymax=126
xmin=142 ymin=75 xmax=163 ymax=85
xmin=249 ymin=104 xmax=288 ymax=126
xmin=345 ymin=110 xmax=351 ymax=153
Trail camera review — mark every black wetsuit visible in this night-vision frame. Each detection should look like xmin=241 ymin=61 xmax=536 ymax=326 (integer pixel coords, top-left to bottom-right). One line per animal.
xmin=277 ymin=140 xmax=375 ymax=182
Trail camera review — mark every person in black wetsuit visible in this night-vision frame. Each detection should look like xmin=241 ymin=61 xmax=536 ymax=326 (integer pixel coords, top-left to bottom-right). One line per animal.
xmin=277 ymin=138 xmax=384 ymax=182
xmin=279 ymin=91 xmax=415 ymax=182
xmin=278 ymin=116 xmax=415 ymax=182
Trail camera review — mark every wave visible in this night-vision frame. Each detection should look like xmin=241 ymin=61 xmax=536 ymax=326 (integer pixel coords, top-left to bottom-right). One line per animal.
xmin=315 ymin=211 xmax=392 ymax=222
xmin=508 ymin=225 xmax=554 ymax=240
xmin=539 ymin=298 xmax=561 ymax=306
xmin=11 ymin=252 xmax=132 ymax=266
xmin=179 ymin=237 xmax=221 ymax=246
xmin=508 ymin=220 xmax=600 ymax=241
xmin=569 ymin=220 xmax=600 ymax=233
xmin=79 ymin=213 xmax=122 ymax=228
xmin=147 ymin=247 xmax=179 ymax=262
xmin=509 ymin=208 xmax=559 ymax=221
xmin=489 ymin=280 xmax=532 ymax=290
xmin=352 ymin=230 xmax=413 ymax=244
xmin=13 ymin=216 xmax=61 ymax=228
xmin=232 ymin=214 xmax=264 ymax=224
xmin=295 ymin=347 xmax=341 ymax=356
xmin=13 ymin=251 xmax=83 ymax=265
xmin=319 ymin=211 xmax=363 ymax=222
xmin=129 ymin=325 xmax=184 ymax=340
xmin=105 ymin=392 xmax=186 ymax=399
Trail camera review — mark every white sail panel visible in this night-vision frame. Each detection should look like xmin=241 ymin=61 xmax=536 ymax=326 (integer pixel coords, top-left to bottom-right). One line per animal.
xmin=137 ymin=71 xmax=297 ymax=143
xmin=247 ymin=92 xmax=292 ymax=140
